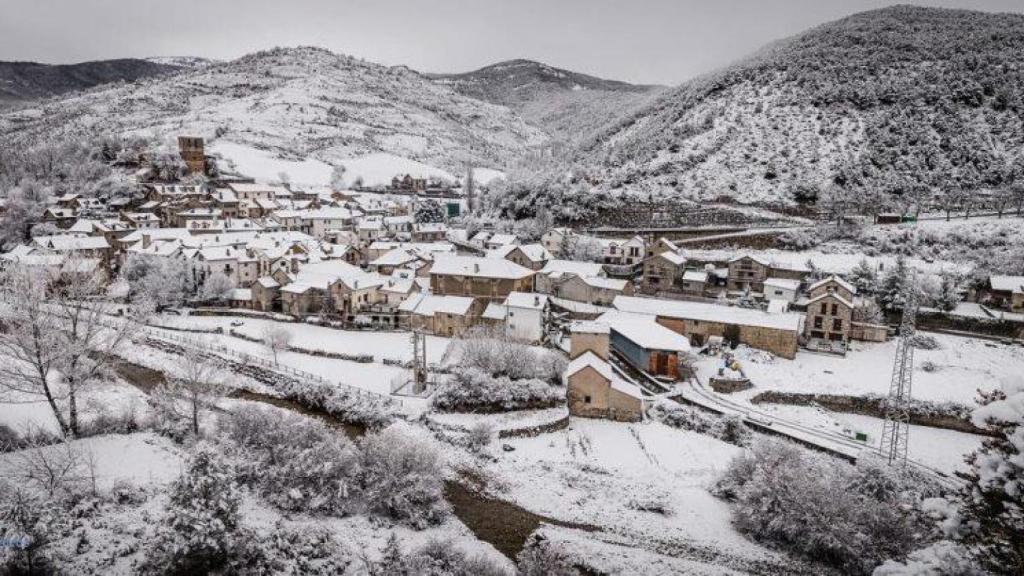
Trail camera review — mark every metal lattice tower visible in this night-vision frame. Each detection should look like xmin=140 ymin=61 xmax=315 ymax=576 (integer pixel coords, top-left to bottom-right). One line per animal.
xmin=411 ymin=330 xmax=428 ymax=393
xmin=880 ymin=273 xmax=918 ymax=468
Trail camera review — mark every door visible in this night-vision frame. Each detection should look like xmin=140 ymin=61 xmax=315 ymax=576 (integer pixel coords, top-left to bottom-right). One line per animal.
xmin=655 ymin=353 xmax=668 ymax=375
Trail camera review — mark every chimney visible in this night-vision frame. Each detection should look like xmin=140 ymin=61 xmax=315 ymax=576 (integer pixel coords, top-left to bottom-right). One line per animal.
xmin=473 ymin=263 xmax=480 ymax=273
xmin=534 ymin=295 xmax=540 ymax=307
xmin=142 ymin=233 xmax=152 ymax=249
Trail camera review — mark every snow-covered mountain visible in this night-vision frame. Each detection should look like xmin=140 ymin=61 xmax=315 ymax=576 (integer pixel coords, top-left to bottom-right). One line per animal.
xmin=573 ymin=5 xmax=1024 ymax=206
xmin=432 ymin=59 xmax=663 ymax=143
xmin=0 ymin=47 xmax=547 ymax=175
xmin=0 ymin=58 xmax=180 ymax=107
xmin=144 ymin=56 xmax=219 ymax=69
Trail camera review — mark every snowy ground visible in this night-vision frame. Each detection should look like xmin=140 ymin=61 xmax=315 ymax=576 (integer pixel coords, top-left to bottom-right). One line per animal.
xmin=149 ymin=314 xmax=455 ymax=415
xmin=458 ymin=417 xmax=814 ymax=574
xmin=698 ymin=333 xmax=1022 ymax=406
xmin=752 ymin=404 xmax=984 ymax=476
xmin=212 ymin=140 xmax=334 ymax=187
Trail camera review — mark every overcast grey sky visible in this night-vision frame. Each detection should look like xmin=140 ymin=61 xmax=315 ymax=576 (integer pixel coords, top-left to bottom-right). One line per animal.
xmin=1 ymin=0 xmax=1021 ymax=85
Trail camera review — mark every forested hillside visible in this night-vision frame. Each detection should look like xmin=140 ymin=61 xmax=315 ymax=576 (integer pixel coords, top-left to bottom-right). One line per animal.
xmin=433 ymin=59 xmax=663 ymax=143
xmin=0 ymin=47 xmax=547 ymax=173
xmin=573 ymin=5 xmax=1024 ymax=208
xmin=0 ymin=58 xmax=180 ymax=107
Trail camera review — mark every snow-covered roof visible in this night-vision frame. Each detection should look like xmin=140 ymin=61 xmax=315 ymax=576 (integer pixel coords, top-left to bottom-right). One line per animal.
xmin=398 ymin=293 xmax=475 ymax=316
xmin=660 ymin=252 xmax=686 ymax=266
xmin=571 ymin=320 xmax=610 ymax=335
xmin=504 ymin=292 xmax=548 ymax=310
xmin=539 ymin=259 xmax=605 ymax=278
xmin=581 ymin=275 xmax=628 ymax=291
xmin=430 ymin=255 xmax=534 ymax=280
xmin=34 ymin=235 xmax=110 ymax=251
xmin=257 ymin=277 xmax=280 ymax=288
xmin=482 ymin=302 xmax=507 ymax=320
xmin=729 ymin=254 xmax=771 ymax=266
xmin=370 ymin=248 xmax=424 ymax=267
xmin=120 ymin=228 xmax=192 ymax=244
xmin=764 ymin=277 xmax=802 ymax=292
xmin=682 ymin=269 xmax=708 ymax=283
xmin=990 ymin=275 xmax=1024 ymax=294
xmin=808 ymin=275 xmax=855 ymax=295
xmin=487 ymin=233 xmax=518 ymax=246
xmin=598 ymin=310 xmax=690 ymax=353
xmin=806 ymin=291 xmax=854 ymax=309
xmin=614 ymin=295 xmax=802 ymax=331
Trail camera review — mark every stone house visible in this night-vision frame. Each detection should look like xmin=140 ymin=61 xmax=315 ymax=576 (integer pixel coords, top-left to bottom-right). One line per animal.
xmin=613 ymin=295 xmax=802 ymax=359
xmin=642 ymin=251 xmax=686 ymax=294
xmin=804 ymin=291 xmax=854 ymax=349
xmin=564 ymin=323 xmax=643 ymax=422
xmin=491 ymin=244 xmax=552 ymax=271
xmin=398 ymin=293 xmax=480 ymax=336
xmin=429 ymin=255 xmax=535 ymax=302
xmin=546 ymin=273 xmax=633 ymax=306
xmin=727 ymin=255 xmax=771 ymax=292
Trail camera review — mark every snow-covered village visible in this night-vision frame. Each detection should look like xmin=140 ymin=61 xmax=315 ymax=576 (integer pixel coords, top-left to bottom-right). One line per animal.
xmin=0 ymin=2 xmax=1023 ymax=575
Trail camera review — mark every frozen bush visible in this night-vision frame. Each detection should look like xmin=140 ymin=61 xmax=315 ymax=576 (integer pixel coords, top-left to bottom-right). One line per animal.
xmin=217 ymin=405 xmax=361 ymax=515
xmin=143 ymin=443 xmax=243 ymax=575
xmin=432 ymin=366 xmax=563 ymax=413
xmin=465 ymin=421 xmax=495 ymax=453
xmin=910 ymin=334 xmax=940 ymax=350
xmin=517 ymin=536 xmax=581 ymax=576
xmin=713 ymin=439 xmax=936 ymax=575
xmin=228 ymin=522 xmax=353 ymax=576
xmin=454 ymin=326 xmax=565 ymax=383
xmin=0 ymin=481 xmax=63 ymax=575
xmin=372 ymin=535 xmax=510 ymax=576
xmin=873 ymin=541 xmax=982 ymax=576
xmin=359 ymin=424 xmax=450 ymax=529
xmin=650 ymin=401 xmax=751 ymax=446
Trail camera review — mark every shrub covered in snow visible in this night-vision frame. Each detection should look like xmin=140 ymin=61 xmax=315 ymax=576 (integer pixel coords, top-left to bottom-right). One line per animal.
xmin=0 ymin=481 xmax=63 ymax=575
xmin=358 ymin=424 xmax=450 ymax=529
xmin=650 ymin=401 xmax=752 ymax=446
xmin=371 ymin=534 xmax=510 ymax=576
xmin=227 ymin=522 xmax=354 ymax=576
xmin=516 ymin=536 xmax=581 ymax=576
xmin=432 ymin=367 xmax=563 ymax=413
xmin=217 ymin=406 xmax=361 ymax=516
xmin=453 ymin=326 xmax=566 ymax=384
xmin=143 ymin=443 xmax=244 ymax=575
xmin=271 ymin=371 xmax=398 ymax=428
xmin=713 ymin=439 xmax=939 ymax=575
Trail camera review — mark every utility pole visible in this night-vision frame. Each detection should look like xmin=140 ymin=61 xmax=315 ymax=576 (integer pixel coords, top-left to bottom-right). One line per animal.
xmin=880 ymin=272 xmax=917 ymax=468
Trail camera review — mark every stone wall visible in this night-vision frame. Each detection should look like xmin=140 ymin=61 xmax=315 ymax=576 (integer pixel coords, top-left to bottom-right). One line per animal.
xmin=751 ymin=390 xmax=996 ymax=436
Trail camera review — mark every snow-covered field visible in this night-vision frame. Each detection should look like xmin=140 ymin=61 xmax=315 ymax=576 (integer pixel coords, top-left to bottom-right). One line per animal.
xmin=754 ymin=404 xmax=985 ymax=475
xmin=212 ymin=140 xmax=334 ymax=186
xmin=698 ymin=333 xmax=1021 ymax=406
xmin=154 ymin=313 xmax=452 ymax=364
xmin=464 ymin=418 xmax=808 ymax=573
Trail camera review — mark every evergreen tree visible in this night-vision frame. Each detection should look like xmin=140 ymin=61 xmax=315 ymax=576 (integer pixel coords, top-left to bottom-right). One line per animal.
xmin=962 ymin=384 xmax=1024 ymax=574
xmin=849 ymin=258 xmax=878 ymax=295
xmin=879 ymin=255 xmax=909 ymax=311
xmin=936 ymin=271 xmax=961 ymax=312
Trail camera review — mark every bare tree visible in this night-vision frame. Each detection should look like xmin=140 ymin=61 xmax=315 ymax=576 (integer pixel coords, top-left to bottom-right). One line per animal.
xmin=260 ymin=324 xmax=292 ymax=365
xmin=151 ymin=355 xmax=230 ymax=437
xmin=0 ymin=257 xmax=141 ymax=438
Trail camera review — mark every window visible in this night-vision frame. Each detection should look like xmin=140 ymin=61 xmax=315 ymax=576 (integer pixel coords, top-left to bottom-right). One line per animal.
xmin=820 ymin=303 xmax=827 ymax=313
xmin=814 ymin=317 xmax=823 ymax=329
xmin=833 ymin=318 xmax=843 ymax=331
xmin=584 ymin=395 xmax=592 ymax=404
xmin=831 ymin=304 xmax=838 ymax=315
xmin=774 ymin=290 xmax=783 ymax=296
